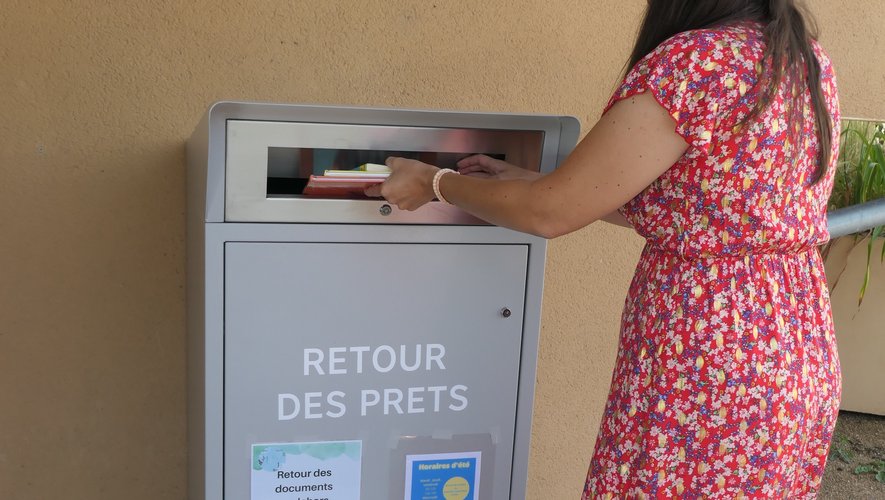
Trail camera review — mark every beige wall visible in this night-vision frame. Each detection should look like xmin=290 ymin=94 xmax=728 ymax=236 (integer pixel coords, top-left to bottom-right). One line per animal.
xmin=1 ymin=1 xmax=882 ymax=498
xmin=825 ymin=238 xmax=885 ymax=415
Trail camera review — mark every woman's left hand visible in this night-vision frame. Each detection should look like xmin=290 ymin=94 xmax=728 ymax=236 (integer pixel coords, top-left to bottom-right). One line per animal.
xmin=364 ymin=157 xmax=439 ymax=211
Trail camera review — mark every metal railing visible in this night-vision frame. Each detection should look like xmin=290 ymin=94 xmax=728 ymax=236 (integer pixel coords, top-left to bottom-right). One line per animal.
xmin=827 ymin=197 xmax=885 ymax=239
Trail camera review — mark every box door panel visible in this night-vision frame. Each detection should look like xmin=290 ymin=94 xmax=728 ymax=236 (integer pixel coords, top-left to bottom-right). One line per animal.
xmin=224 ymin=242 xmax=528 ymax=499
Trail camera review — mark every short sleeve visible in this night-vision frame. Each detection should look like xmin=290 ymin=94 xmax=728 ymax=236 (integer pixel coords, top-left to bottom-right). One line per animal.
xmin=605 ymin=30 xmax=735 ymax=153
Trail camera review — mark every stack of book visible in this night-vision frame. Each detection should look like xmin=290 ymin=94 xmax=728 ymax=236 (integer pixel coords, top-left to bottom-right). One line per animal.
xmin=302 ymin=163 xmax=390 ymax=198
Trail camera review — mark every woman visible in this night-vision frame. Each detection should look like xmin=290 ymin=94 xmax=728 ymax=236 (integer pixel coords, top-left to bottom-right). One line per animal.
xmin=367 ymin=0 xmax=841 ymax=497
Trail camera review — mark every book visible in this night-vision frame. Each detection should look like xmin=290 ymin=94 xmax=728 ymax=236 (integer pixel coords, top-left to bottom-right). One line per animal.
xmin=323 ymin=170 xmax=390 ymax=179
xmin=302 ymin=163 xmax=391 ymax=198
xmin=301 ymin=175 xmax=384 ymax=198
xmin=323 ymin=163 xmax=391 ymax=177
xmin=356 ymin=163 xmax=391 ymax=173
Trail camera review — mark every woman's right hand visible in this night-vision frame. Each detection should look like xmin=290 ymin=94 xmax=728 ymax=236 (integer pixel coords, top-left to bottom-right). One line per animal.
xmin=456 ymin=154 xmax=542 ymax=180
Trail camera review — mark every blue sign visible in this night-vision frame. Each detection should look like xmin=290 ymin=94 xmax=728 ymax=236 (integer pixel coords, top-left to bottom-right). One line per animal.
xmin=405 ymin=452 xmax=481 ymax=500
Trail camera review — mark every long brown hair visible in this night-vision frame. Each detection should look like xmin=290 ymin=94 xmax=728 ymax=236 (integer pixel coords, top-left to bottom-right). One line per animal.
xmin=628 ymin=0 xmax=831 ymax=182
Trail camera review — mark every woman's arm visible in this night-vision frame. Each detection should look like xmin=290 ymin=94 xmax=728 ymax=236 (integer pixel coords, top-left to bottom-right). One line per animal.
xmin=367 ymin=92 xmax=687 ymax=238
xmin=600 ymin=211 xmax=633 ymax=228
xmin=458 ymin=155 xmax=634 ymax=229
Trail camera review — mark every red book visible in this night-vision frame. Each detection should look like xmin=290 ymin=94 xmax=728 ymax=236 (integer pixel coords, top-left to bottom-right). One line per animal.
xmin=301 ymin=175 xmax=385 ymax=198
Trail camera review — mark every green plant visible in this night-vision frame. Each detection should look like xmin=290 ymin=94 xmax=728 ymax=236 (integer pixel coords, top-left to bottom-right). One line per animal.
xmin=830 ymin=434 xmax=855 ymax=464
xmin=853 ymin=460 xmax=885 ymax=483
xmin=827 ymin=119 xmax=885 ymax=305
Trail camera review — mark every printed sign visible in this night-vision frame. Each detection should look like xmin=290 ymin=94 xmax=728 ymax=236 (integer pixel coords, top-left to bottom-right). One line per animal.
xmin=405 ymin=452 xmax=481 ymax=500
xmin=252 ymin=440 xmax=361 ymax=500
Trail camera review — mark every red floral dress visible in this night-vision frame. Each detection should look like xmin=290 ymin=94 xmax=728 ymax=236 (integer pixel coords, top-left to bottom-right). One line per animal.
xmin=583 ymin=22 xmax=841 ymax=499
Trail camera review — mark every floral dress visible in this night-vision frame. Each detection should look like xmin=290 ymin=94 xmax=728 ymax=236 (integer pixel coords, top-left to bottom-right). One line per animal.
xmin=583 ymin=22 xmax=841 ymax=499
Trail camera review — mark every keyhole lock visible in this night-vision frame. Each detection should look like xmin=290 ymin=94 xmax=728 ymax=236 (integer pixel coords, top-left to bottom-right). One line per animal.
xmin=501 ymin=308 xmax=512 ymax=318
xmin=379 ymin=204 xmax=392 ymax=216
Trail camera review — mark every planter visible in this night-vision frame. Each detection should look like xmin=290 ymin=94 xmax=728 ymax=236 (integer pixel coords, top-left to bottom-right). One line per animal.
xmin=824 ymin=236 xmax=885 ymax=415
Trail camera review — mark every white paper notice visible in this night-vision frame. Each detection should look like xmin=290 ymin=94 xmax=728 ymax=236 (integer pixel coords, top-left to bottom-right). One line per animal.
xmin=252 ymin=440 xmax=361 ymax=500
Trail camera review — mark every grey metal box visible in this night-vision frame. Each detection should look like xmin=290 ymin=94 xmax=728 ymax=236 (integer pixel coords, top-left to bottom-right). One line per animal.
xmin=187 ymin=102 xmax=578 ymax=499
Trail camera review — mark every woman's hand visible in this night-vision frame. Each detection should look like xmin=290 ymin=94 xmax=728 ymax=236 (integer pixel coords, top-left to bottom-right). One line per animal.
xmin=364 ymin=157 xmax=439 ymax=211
xmin=456 ymin=154 xmax=541 ymax=180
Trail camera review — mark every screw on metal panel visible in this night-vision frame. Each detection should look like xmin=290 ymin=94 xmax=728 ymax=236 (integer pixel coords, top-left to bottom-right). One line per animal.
xmin=501 ymin=308 xmax=512 ymax=318
xmin=379 ymin=204 xmax=392 ymax=216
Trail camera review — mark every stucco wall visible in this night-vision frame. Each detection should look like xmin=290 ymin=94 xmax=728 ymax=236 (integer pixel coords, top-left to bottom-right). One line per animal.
xmin=1 ymin=1 xmax=882 ymax=498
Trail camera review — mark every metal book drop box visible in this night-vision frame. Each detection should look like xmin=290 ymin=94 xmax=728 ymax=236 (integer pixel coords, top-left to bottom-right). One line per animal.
xmin=186 ymin=101 xmax=579 ymax=499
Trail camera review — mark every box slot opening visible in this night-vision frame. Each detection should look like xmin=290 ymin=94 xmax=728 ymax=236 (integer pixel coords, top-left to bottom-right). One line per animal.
xmin=266 ymin=147 xmax=509 ymax=198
